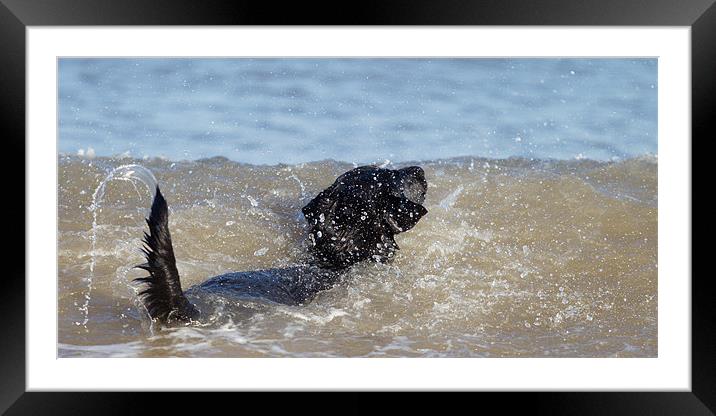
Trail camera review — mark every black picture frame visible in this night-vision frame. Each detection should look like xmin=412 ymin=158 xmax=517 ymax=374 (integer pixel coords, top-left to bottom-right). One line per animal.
xmin=2 ymin=0 xmax=710 ymax=414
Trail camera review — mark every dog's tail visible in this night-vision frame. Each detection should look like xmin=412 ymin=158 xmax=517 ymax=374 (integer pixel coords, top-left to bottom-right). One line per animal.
xmin=134 ymin=186 xmax=198 ymax=324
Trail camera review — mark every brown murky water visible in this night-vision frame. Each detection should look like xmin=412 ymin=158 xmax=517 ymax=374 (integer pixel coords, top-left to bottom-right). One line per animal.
xmin=58 ymin=155 xmax=657 ymax=357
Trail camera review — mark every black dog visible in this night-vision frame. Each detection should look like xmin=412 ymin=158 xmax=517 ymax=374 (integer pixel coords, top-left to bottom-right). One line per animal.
xmin=134 ymin=165 xmax=428 ymax=325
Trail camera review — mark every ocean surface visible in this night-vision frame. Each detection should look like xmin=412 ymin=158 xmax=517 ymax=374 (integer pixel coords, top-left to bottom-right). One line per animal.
xmin=59 ymin=58 xmax=657 ymax=164
xmin=58 ymin=59 xmax=657 ymax=357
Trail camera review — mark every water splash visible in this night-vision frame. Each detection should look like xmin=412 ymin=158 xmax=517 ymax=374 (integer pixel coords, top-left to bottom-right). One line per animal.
xmin=288 ymin=174 xmax=307 ymax=200
xmin=77 ymin=164 xmax=158 ymax=330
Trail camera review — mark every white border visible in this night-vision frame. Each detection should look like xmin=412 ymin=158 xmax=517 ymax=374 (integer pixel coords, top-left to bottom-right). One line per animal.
xmin=27 ymin=27 xmax=691 ymax=391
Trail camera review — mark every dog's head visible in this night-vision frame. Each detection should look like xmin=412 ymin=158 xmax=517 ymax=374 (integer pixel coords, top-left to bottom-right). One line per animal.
xmin=302 ymin=165 xmax=428 ymax=269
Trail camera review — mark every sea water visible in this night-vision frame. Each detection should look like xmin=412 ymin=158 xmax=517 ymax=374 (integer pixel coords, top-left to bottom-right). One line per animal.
xmin=57 ymin=59 xmax=657 ymax=357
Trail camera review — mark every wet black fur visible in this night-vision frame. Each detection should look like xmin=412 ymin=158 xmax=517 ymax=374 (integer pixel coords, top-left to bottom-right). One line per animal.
xmin=134 ymin=187 xmax=198 ymax=324
xmin=302 ymin=166 xmax=428 ymax=269
xmin=134 ymin=166 xmax=428 ymax=325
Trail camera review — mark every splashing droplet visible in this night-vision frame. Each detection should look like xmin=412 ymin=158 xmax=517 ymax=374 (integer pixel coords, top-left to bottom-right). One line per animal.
xmin=79 ymin=164 xmax=157 ymax=330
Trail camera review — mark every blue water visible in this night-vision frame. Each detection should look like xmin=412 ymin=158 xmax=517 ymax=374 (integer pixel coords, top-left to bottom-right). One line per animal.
xmin=58 ymin=58 xmax=657 ymax=164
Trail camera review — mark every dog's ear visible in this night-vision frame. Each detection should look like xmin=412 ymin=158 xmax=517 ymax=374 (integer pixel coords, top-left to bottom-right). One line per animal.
xmin=383 ymin=195 xmax=428 ymax=233
xmin=302 ymin=168 xmax=360 ymax=224
xmin=302 ymin=187 xmax=336 ymax=225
